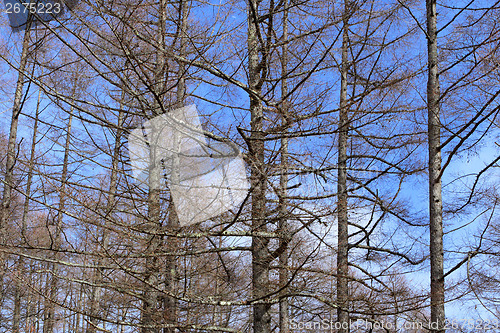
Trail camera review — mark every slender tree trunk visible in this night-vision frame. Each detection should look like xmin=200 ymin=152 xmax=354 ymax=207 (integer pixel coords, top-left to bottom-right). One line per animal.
xmin=75 ymin=284 xmax=83 ymax=332
xmin=26 ymin=261 xmax=40 ymax=332
xmin=337 ymin=1 xmax=350 ymax=331
xmin=0 ymin=24 xmax=31 ymax=315
xmin=141 ymin=0 xmax=170 ymax=330
xmin=12 ymin=267 xmax=22 ymax=332
xmin=426 ymin=0 xmax=445 ymax=331
xmin=278 ymin=0 xmax=290 ymax=331
xmin=43 ymin=101 xmax=74 ymax=333
xmin=142 ymin=159 xmax=162 ymax=333
xmin=163 ymin=200 xmax=178 ymax=333
xmin=161 ymin=2 xmax=188 ymax=332
xmin=87 ymin=100 xmax=124 ymax=332
xmin=247 ymin=0 xmax=271 ymax=331
xmin=174 ymin=0 xmax=188 ymax=109
xmin=12 ymin=87 xmax=42 ymax=333
xmin=141 ymin=125 xmax=163 ymax=333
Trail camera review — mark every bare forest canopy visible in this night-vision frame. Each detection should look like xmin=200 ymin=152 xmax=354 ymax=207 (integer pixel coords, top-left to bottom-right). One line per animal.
xmin=0 ymin=0 xmax=499 ymax=332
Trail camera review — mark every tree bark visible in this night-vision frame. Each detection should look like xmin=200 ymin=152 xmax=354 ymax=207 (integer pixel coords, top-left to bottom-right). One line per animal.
xmin=337 ymin=1 xmax=350 ymax=331
xmin=142 ymin=0 xmax=181 ymax=330
xmin=161 ymin=1 xmax=188 ymax=332
xmin=0 ymin=23 xmax=31 ymax=314
xmin=142 ymin=186 xmax=162 ymax=333
xmin=279 ymin=0 xmax=290 ymax=331
xmin=426 ymin=0 xmax=445 ymax=331
xmin=247 ymin=0 xmax=271 ymax=331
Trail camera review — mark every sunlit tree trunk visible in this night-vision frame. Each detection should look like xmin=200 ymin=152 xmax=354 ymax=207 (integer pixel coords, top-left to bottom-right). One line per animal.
xmin=162 ymin=1 xmax=188 ymax=332
xmin=337 ymin=1 xmax=350 ymax=331
xmin=141 ymin=0 xmax=169 ymax=331
xmin=426 ymin=0 xmax=445 ymax=331
xmin=247 ymin=0 xmax=270 ymax=331
xmin=278 ymin=0 xmax=290 ymax=331
xmin=0 ymin=22 xmax=31 ymax=314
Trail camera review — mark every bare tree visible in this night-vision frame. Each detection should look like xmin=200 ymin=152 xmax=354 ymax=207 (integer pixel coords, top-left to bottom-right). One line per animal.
xmin=278 ymin=0 xmax=290 ymax=331
xmin=336 ymin=0 xmax=350 ymax=330
xmin=426 ymin=0 xmax=445 ymax=331
xmin=1 ymin=0 xmax=499 ymax=331
xmin=43 ymin=81 xmax=76 ymax=333
xmin=12 ymin=85 xmax=43 ymax=333
xmin=0 ymin=21 xmax=32 ymax=316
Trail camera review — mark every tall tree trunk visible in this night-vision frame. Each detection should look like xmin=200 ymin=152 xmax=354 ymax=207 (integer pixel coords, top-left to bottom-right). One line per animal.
xmin=162 ymin=1 xmax=188 ymax=332
xmin=426 ymin=0 xmax=445 ymax=331
xmin=141 ymin=0 xmax=170 ymax=330
xmin=12 ymin=265 xmax=22 ymax=332
xmin=141 ymin=112 xmax=163 ymax=333
xmin=142 ymin=150 xmax=162 ymax=333
xmin=336 ymin=1 xmax=350 ymax=331
xmin=247 ymin=0 xmax=270 ymax=331
xmin=0 ymin=23 xmax=31 ymax=314
xmin=12 ymin=87 xmax=42 ymax=333
xmin=87 ymin=100 xmax=124 ymax=333
xmin=43 ymin=103 xmax=74 ymax=333
xmin=75 ymin=283 xmax=83 ymax=332
xmin=278 ymin=0 xmax=290 ymax=331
